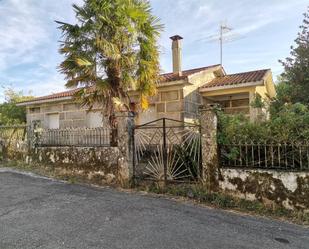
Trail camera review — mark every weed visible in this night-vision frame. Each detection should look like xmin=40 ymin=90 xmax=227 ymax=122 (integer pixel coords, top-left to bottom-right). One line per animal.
xmin=137 ymin=183 xmax=309 ymax=225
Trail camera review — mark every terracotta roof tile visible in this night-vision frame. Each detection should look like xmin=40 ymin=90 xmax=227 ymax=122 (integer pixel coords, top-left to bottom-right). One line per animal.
xmin=20 ymin=64 xmax=221 ymax=104
xmin=202 ymin=69 xmax=269 ymax=89
xmin=26 ymin=88 xmax=82 ymax=103
xmin=160 ymin=64 xmax=221 ymax=82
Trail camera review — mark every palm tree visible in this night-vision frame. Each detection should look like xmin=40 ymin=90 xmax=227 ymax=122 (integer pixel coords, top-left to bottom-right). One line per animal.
xmin=56 ymin=0 xmax=163 ymax=125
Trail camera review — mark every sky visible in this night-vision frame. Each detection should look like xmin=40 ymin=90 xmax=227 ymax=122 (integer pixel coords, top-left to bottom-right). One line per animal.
xmin=0 ymin=0 xmax=308 ymax=102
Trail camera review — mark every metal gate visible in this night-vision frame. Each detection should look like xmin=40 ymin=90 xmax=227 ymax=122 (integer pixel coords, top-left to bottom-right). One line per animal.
xmin=132 ymin=118 xmax=201 ymax=184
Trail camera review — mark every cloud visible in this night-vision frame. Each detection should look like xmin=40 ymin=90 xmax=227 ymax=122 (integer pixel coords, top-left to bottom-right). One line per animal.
xmin=0 ymin=0 xmax=49 ymax=71
xmin=0 ymin=0 xmax=308 ymax=102
xmin=0 ymin=0 xmax=82 ymax=100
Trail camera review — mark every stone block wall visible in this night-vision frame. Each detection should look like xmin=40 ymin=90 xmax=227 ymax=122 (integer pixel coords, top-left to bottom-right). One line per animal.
xmin=130 ymin=87 xmax=185 ymax=125
xmin=184 ymin=90 xmax=203 ymax=122
xmin=184 ymin=69 xmax=216 ymax=122
xmin=156 ymin=89 xmax=184 ymax=121
xmin=200 ymin=105 xmax=309 ymax=212
xmin=29 ymin=146 xmax=123 ymax=184
xmin=27 ymin=101 xmax=107 ymax=129
xmin=219 ymin=168 xmax=309 ymax=211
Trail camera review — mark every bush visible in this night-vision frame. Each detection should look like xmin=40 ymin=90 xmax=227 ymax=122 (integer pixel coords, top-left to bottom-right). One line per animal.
xmin=217 ymin=103 xmax=309 ymax=144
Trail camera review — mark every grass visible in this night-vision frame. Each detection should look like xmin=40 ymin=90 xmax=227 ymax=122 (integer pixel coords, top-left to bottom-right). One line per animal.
xmin=138 ymin=183 xmax=309 ymax=226
xmin=1 ymin=159 xmax=308 ymax=226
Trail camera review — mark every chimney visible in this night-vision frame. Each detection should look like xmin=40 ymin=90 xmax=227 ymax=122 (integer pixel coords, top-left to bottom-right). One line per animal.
xmin=170 ymin=35 xmax=183 ymax=76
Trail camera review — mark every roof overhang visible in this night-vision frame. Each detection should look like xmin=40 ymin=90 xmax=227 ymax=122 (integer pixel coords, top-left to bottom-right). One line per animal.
xmin=199 ymin=80 xmax=264 ymax=93
xmin=17 ymin=96 xmax=73 ymax=106
xmin=19 ymin=79 xmax=191 ymax=107
xmin=157 ymin=78 xmax=190 ymax=87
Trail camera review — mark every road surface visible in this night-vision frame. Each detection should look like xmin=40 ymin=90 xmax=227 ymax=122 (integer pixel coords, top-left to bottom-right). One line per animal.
xmin=0 ymin=169 xmax=308 ymax=249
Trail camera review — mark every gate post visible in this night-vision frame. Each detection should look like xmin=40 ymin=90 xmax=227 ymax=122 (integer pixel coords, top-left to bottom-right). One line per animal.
xmin=162 ymin=118 xmax=168 ymax=185
xmin=199 ymin=105 xmax=219 ymax=192
xmin=116 ymin=111 xmax=135 ymax=186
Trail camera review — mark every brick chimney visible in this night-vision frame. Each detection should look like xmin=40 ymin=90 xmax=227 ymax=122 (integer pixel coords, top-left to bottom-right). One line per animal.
xmin=170 ymin=35 xmax=183 ymax=76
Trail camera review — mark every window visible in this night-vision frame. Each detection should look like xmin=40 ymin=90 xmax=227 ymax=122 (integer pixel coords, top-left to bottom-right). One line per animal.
xmin=29 ymin=107 xmax=40 ymax=114
xmin=47 ymin=113 xmax=59 ymax=129
xmin=86 ymin=111 xmax=104 ymax=128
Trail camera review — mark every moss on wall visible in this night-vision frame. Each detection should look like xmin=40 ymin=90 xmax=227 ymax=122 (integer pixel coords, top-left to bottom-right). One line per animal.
xmin=220 ymin=169 xmax=309 ymax=211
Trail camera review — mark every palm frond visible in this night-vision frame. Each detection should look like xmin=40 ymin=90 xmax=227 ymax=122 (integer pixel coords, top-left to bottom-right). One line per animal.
xmin=56 ymin=0 xmax=163 ymax=123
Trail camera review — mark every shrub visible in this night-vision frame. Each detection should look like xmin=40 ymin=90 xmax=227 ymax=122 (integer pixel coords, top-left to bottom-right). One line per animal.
xmin=217 ymin=103 xmax=309 ymax=144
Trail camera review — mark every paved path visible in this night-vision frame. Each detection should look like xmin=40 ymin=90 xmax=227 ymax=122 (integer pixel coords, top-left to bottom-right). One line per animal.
xmin=0 ymin=169 xmax=308 ymax=249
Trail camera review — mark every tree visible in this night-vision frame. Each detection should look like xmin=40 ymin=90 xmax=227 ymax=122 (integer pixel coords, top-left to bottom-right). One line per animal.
xmin=269 ymin=77 xmax=294 ymax=116
xmin=57 ymin=0 xmax=163 ymax=125
xmin=0 ymin=88 xmax=33 ymax=125
xmin=279 ymin=6 xmax=309 ymax=105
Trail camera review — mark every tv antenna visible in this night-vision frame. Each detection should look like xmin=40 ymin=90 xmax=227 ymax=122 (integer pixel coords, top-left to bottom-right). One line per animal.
xmin=198 ymin=22 xmax=243 ymax=66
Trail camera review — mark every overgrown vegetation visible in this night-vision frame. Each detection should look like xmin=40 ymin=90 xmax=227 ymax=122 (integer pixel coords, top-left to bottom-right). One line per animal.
xmin=139 ymin=183 xmax=309 ymax=225
xmin=0 ymin=88 xmax=33 ymax=125
xmin=218 ymin=103 xmax=309 ymax=143
xmin=277 ymin=7 xmax=309 ymax=106
xmin=218 ymin=7 xmax=309 ymax=144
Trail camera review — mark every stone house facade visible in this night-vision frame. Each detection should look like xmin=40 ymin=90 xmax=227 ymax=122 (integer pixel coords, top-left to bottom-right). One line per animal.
xmin=18 ymin=35 xmax=276 ymax=128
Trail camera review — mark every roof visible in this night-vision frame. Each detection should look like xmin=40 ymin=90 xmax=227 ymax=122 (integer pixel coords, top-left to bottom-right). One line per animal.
xmin=25 ymin=88 xmax=82 ymax=103
xmin=201 ymin=69 xmax=270 ymax=89
xmin=160 ymin=64 xmax=221 ymax=82
xmin=19 ymin=64 xmax=221 ymax=105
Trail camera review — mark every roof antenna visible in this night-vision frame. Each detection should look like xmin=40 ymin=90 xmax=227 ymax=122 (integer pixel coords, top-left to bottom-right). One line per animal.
xmin=198 ymin=21 xmax=243 ymax=66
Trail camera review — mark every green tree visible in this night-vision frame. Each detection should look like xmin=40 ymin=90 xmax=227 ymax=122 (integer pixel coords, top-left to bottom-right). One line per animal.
xmin=0 ymin=88 xmax=33 ymax=125
xmin=269 ymin=77 xmax=294 ymax=115
xmin=57 ymin=0 xmax=163 ymax=124
xmin=279 ymin=6 xmax=309 ymax=105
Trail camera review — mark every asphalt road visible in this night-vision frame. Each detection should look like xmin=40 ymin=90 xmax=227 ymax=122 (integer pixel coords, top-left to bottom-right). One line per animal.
xmin=0 ymin=169 xmax=308 ymax=249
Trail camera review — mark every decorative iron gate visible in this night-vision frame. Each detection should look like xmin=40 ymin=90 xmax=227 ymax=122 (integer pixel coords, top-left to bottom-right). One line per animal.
xmin=132 ymin=118 xmax=201 ymax=184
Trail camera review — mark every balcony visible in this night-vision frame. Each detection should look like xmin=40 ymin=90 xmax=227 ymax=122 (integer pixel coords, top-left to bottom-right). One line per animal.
xmin=223 ymin=106 xmax=250 ymax=115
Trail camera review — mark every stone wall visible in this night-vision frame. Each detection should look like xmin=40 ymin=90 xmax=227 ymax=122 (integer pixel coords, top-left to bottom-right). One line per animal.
xmin=29 ymin=146 xmax=123 ymax=184
xmin=130 ymin=87 xmax=185 ymax=125
xmin=184 ymin=70 xmax=216 ymax=122
xmin=199 ymin=105 xmax=309 ymax=211
xmin=1 ymin=112 xmax=132 ymax=186
xmin=219 ymin=168 xmax=309 ymax=211
xmin=27 ymin=101 xmax=107 ymax=129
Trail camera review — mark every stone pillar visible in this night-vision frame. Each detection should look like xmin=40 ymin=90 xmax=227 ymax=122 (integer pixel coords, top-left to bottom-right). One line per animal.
xmin=199 ymin=105 xmax=219 ymax=192
xmin=249 ymin=91 xmax=257 ymax=122
xmin=116 ymin=111 xmax=134 ymax=186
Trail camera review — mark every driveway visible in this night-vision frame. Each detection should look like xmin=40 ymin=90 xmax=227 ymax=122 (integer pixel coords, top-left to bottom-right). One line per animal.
xmin=0 ymin=169 xmax=308 ymax=249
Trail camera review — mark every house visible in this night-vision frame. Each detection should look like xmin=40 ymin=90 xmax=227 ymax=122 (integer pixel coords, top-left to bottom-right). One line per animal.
xmin=18 ymin=35 xmax=276 ymax=129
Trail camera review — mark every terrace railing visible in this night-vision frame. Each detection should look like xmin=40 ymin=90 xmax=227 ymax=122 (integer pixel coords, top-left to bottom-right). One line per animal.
xmin=220 ymin=140 xmax=309 ymax=171
xmin=37 ymin=127 xmax=112 ymax=147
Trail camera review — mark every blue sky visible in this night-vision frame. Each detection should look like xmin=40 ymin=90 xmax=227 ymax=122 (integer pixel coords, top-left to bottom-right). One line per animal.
xmin=0 ymin=0 xmax=308 ymax=101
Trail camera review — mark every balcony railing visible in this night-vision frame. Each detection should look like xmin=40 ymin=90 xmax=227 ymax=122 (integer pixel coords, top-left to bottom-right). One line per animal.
xmin=222 ymin=106 xmax=250 ymax=115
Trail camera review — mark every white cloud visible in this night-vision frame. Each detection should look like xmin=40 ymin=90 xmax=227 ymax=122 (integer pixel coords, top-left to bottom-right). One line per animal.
xmin=0 ymin=0 xmax=49 ymax=70
xmin=0 ymin=0 xmax=308 ymax=102
xmin=0 ymin=0 xmax=83 ymax=99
